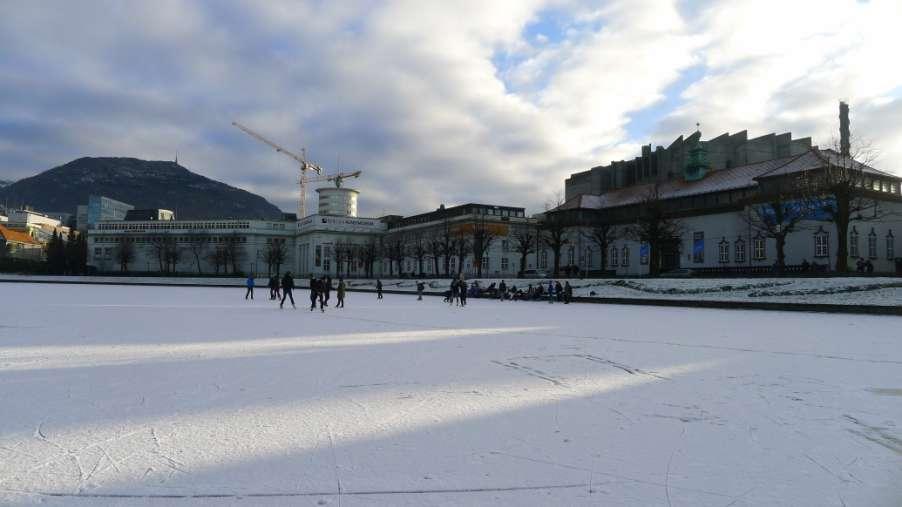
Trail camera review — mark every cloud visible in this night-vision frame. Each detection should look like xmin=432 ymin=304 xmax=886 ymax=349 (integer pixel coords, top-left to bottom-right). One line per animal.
xmin=0 ymin=0 xmax=899 ymax=218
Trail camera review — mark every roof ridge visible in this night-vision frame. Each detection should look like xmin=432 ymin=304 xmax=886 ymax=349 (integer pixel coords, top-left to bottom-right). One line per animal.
xmin=754 ymin=150 xmax=811 ymax=179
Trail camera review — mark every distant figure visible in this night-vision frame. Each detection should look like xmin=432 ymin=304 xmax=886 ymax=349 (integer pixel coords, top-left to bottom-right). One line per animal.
xmin=309 ymin=277 xmax=319 ymax=311
xmin=280 ymin=272 xmax=295 ymax=309
xmin=800 ymin=259 xmax=810 ymax=273
xmin=498 ymin=280 xmax=507 ymax=301
xmin=376 ymin=279 xmax=384 ymax=300
xmin=268 ymin=275 xmax=279 ymax=300
xmin=856 ymin=257 xmax=865 ymax=273
xmin=564 ymin=281 xmax=572 ymax=304
xmin=866 ymin=259 xmax=874 ymax=274
xmin=337 ymin=278 xmax=346 ymax=308
xmin=547 ymin=280 xmax=555 ymax=304
xmin=449 ymin=279 xmax=459 ymax=305
xmin=459 ymin=279 xmax=468 ymax=307
xmin=324 ymin=277 xmax=332 ymax=307
xmin=245 ymin=275 xmax=255 ymax=300
xmin=416 ymin=281 xmax=425 ymax=300
xmin=555 ymin=281 xmax=564 ymax=302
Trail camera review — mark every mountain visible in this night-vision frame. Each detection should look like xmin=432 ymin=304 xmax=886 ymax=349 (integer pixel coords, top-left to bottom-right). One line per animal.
xmin=0 ymin=179 xmax=13 ymax=188
xmin=0 ymin=157 xmax=283 ymax=219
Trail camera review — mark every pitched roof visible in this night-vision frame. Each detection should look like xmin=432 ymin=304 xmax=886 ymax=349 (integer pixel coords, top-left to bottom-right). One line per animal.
xmin=0 ymin=224 xmax=41 ymax=245
xmin=559 ymin=148 xmax=900 ymax=212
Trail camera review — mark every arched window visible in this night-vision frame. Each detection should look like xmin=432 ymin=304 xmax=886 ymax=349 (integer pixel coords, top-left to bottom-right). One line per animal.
xmin=887 ymin=231 xmax=895 ymax=260
xmin=718 ymin=238 xmax=730 ymax=264
xmin=734 ymin=238 xmax=746 ymax=263
xmin=814 ymin=227 xmax=829 ymax=258
xmin=610 ymin=245 xmax=619 ymax=267
xmin=621 ymin=245 xmax=629 ymax=267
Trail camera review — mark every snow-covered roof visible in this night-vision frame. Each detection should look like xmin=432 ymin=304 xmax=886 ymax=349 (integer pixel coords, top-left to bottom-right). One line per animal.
xmin=559 ymin=148 xmax=899 ymax=211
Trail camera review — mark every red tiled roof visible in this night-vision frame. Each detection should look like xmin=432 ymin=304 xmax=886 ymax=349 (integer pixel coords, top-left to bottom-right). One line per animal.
xmin=0 ymin=225 xmax=41 ymax=245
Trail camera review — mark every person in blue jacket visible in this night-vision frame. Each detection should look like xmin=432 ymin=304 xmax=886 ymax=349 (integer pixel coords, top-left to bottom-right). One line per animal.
xmin=245 ymin=274 xmax=255 ymax=300
xmin=547 ymin=280 xmax=555 ymax=304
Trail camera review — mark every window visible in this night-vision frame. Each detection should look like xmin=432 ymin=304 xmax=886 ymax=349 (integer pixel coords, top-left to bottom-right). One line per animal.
xmin=621 ymin=245 xmax=629 ymax=267
xmin=94 ymin=247 xmax=102 ymax=256
xmin=639 ymin=242 xmax=649 ymax=265
xmin=718 ymin=238 xmax=729 ymax=264
xmin=692 ymin=232 xmax=705 ymax=263
xmin=733 ymin=238 xmax=745 ymax=264
xmin=887 ymin=231 xmax=895 ymax=259
xmin=814 ymin=228 xmax=829 ymax=258
xmin=450 ymin=257 xmax=457 ymax=272
xmin=501 ymin=257 xmax=509 ymax=271
xmin=868 ymin=229 xmax=877 ymax=259
xmin=501 ymin=240 xmax=509 ymax=252
xmin=567 ymin=246 xmax=575 ymax=266
xmin=849 ymin=227 xmax=859 ymax=258
xmin=753 ymin=236 xmax=766 ymax=260
xmin=315 ymin=245 xmax=322 ymax=267
xmin=482 ymin=256 xmax=489 ymax=270
xmin=540 ymin=250 xmax=548 ymax=269
xmin=610 ymin=245 xmax=619 ymax=267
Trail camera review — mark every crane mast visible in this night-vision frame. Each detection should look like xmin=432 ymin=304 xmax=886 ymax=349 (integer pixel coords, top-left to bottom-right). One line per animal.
xmin=231 ymin=121 xmax=322 ymax=218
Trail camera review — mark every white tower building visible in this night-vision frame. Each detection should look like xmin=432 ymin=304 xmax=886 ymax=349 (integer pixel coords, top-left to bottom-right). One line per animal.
xmin=316 ymin=187 xmax=359 ymax=217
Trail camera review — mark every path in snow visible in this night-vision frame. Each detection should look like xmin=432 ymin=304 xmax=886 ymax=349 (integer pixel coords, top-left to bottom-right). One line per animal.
xmin=0 ymin=283 xmax=900 ymax=506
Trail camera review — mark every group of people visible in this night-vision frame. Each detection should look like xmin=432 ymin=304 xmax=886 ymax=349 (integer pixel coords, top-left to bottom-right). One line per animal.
xmin=247 ymin=274 xmax=576 ymax=308
xmin=855 ymin=257 xmax=876 ymax=274
xmin=244 ymin=272 xmax=349 ymax=311
xmin=490 ymin=279 xmax=573 ymax=303
xmin=443 ymin=277 xmax=470 ymax=306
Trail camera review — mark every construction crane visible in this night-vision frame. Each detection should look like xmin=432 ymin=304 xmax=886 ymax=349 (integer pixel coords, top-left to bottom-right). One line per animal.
xmin=231 ymin=121 xmax=323 ymax=218
xmin=306 ymin=170 xmax=362 ymax=189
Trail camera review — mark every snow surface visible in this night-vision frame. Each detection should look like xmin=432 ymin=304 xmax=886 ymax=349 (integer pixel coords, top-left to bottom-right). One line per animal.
xmin=0 ymin=283 xmax=900 ymax=506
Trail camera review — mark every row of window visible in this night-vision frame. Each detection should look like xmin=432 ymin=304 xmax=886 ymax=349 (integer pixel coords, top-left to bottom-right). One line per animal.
xmin=849 ymin=228 xmax=895 ymax=259
xmin=93 ymin=236 xmax=248 ymax=244
xmin=96 ymin=222 xmax=252 ymax=231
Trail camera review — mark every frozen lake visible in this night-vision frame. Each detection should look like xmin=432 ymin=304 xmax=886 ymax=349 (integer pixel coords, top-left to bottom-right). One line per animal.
xmin=0 ymin=283 xmax=900 ymax=506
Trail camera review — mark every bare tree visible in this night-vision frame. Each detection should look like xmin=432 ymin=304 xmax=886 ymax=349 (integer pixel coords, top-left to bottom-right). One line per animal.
xmin=384 ymin=233 xmax=405 ymax=276
xmin=187 ymin=234 xmax=210 ymax=274
xmin=469 ymin=213 xmax=498 ymax=278
xmin=206 ymin=245 xmax=227 ymax=275
xmin=539 ymin=192 xmax=571 ymax=277
xmin=625 ymin=184 xmax=683 ymax=277
xmin=264 ymin=238 xmax=288 ymax=276
xmin=809 ymin=143 xmax=889 ymax=272
xmin=741 ymin=189 xmax=813 ymax=273
xmin=510 ymin=224 xmax=536 ymax=276
xmin=581 ymin=222 xmax=617 ymax=273
xmin=114 ymin=238 xmax=135 ymax=272
xmin=362 ymin=238 xmax=380 ymax=278
xmin=427 ymin=232 xmax=443 ymax=276
xmin=147 ymin=236 xmax=178 ymax=273
xmin=408 ymin=231 xmax=427 ymax=276
xmin=222 ymin=234 xmax=245 ymax=274
xmin=449 ymin=228 xmax=470 ymax=276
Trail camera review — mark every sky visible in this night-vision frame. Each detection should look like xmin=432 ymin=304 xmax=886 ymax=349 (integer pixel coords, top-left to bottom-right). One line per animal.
xmin=1 ymin=0 xmax=901 ymax=217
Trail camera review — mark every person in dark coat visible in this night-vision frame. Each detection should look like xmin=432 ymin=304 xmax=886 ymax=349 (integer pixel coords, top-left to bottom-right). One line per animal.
xmin=376 ymin=279 xmax=383 ymax=300
xmin=449 ymin=279 xmax=459 ymax=305
xmin=309 ymin=277 xmax=319 ymax=311
xmin=280 ymin=272 xmax=295 ymax=309
xmin=564 ymin=281 xmax=573 ymax=304
xmin=324 ymin=277 xmax=332 ymax=306
xmin=245 ymin=275 xmax=255 ymax=300
xmin=416 ymin=281 xmax=425 ymax=300
xmin=459 ymin=280 xmax=468 ymax=307
xmin=317 ymin=277 xmax=327 ymax=311
xmin=498 ymin=280 xmax=507 ymax=301
xmin=268 ymin=275 xmax=278 ymax=300
xmin=337 ymin=278 xmax=346 ymax=308
xmin=555 ymin=281 xmax=564 ymax=302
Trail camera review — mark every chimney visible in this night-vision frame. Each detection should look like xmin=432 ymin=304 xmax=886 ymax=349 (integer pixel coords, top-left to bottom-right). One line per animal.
xmin=839 ymin=101 xmax=850 ymax=156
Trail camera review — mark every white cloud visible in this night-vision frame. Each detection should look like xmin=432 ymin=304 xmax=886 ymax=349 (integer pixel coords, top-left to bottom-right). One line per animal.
xmin=0 ymin=0 xmax=899 ymax=218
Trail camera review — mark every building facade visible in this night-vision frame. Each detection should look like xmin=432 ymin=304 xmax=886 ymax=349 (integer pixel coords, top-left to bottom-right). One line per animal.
xmin=557 ymin=109 xmax=902 ymax=275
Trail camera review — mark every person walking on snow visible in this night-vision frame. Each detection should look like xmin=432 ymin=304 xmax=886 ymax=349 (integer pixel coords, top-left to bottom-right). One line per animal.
xmin=323 ymin=277 xmax=332 ymax=306
xmin=376 ymin=279 xmax=384 ymax=299
xmin=417 ymin=281 xmax=425 ymax=300
xmin=309 ymin=277 xmax=319 ymax=311
xmin=547 ymin=280 xmax=555 ymax=304
xmin=459 ymin=279 xmax=468 ymax=307
xmin=564 ymin=281 xmax=572 ymax=304
xmin=268 ymin=275 xmax=278 ymax=300
xmin=498 ymin=280 xmax=507 ymax=301
xmin=280 ymin=272 xmax=295 ymax=309
xmin=245 ymin=275 xmax=255 ymax=300
xmin=337 ymin=278 xmax=346 ymax=308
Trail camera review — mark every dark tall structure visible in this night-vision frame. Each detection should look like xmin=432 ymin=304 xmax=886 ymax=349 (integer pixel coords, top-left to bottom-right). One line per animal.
xmin=839 ymin=101 xmax=851 ymax=157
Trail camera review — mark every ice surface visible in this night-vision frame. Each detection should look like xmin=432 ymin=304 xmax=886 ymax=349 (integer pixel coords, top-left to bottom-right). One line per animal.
xmin=0 ymin=283 xmax=900 ymax=506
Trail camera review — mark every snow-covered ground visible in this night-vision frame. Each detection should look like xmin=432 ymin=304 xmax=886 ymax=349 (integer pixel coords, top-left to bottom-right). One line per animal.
xmin=1 ymin=283 xmax=900 ymax=506
xmin=3 ymin=274 xmax=901 ymax=306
